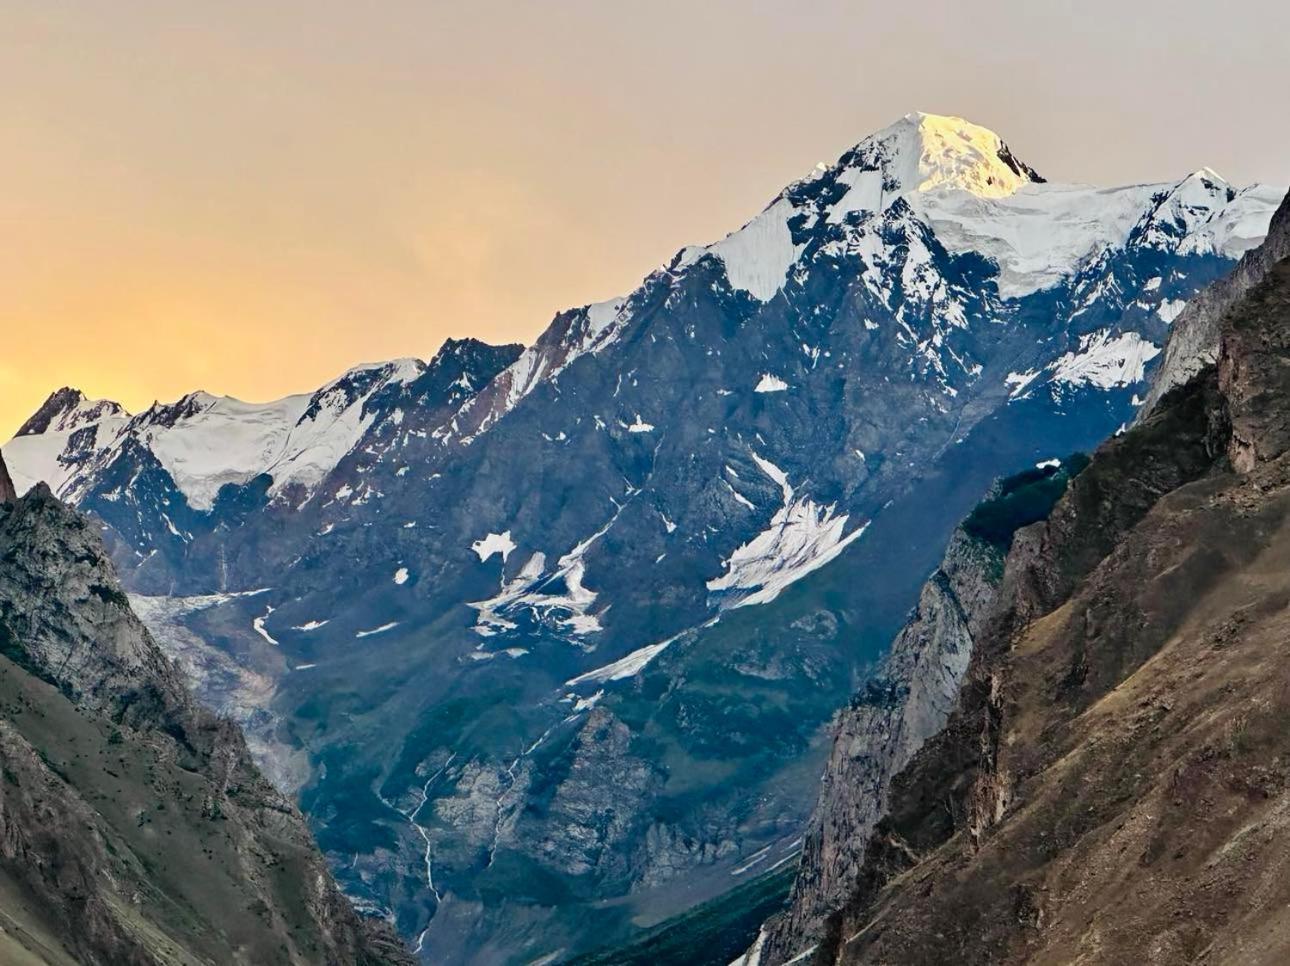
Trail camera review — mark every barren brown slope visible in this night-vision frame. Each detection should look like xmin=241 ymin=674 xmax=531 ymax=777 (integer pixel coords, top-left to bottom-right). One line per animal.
xmin=0 ymin=478 xmax=413 ymax=966
xmin=814 ymin=257 xmax=1290 ymax=966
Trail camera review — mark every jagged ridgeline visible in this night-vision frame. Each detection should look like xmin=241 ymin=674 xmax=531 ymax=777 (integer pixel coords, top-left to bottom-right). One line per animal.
xmin=0 ymin=465 xmax=412 ymax=966
xmin=750 ymin=191 xmax=1290 ymax=966
xmin=2 ymin=115 xmax=1285 ymax=962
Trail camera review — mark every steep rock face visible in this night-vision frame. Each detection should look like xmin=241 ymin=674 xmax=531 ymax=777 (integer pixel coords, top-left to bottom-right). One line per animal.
xmin=756 ymin=455 xmax=1087 ymax=965
xmin=1141 ymin=188 xmax=1290 ymax=413
xmin=756 ymin=528 xmax=1002 ymax=963
xmin=0 ymin=487 xmax=411 ymax=966
xmin=0 ymin=451 xmax=14 ymax=504
xmin=807 ymin=259 xmax=1290 ymax=964
xmin=1220 ymin=259 xmax=1290 ymax=471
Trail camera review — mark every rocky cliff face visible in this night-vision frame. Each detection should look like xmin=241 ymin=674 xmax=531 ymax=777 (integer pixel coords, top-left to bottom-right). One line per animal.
xmin=1141 ymin=186 xmax=1290 ymax=414
xmin=754 ymin=528 xmax=1001 ymax=964
xmin=0 ymin=451 xmax=14 ymax=503
xmin=803 ymin=257 xmax=1290 ymax=964
xmin=0 ymin=486 xmax=412 ymax=966
xmin=754 ymin=456 xmax=1088 ymax=965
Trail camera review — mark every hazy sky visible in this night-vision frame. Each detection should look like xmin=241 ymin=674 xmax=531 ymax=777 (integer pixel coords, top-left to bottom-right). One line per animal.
xmin=3 ymin=0 xmax=1287 ymax=435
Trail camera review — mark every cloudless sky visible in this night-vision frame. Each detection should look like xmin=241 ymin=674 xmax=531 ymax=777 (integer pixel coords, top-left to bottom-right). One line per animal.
xmin=3 ymin=0 xmax=1287 ymax=435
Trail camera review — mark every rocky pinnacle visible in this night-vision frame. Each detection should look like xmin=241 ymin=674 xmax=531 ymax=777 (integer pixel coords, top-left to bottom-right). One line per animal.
xmin=0 ymin=450 xmax=16 ymax=503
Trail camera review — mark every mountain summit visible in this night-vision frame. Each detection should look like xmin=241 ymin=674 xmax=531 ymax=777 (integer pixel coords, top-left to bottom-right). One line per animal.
xmin=4 ymin=114 xmax=1285 ymax=962
xmin=837 ymin=111 xmax=1045 ymax=201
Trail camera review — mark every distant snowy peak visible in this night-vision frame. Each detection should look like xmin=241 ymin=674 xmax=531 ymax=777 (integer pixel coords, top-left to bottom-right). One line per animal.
xmin=4 ymin=388 xmax=130 ymax=497
xmin=3 ymin=356 xmax=453 ymax=511
xmin=15 ymin=387 xmax=127 ymax=437
xmin=437 ymin=114 xmax=1281 ymax=453
xmin=1130 ymin=169 xmax=1282 ymax=258
xmin=113 ymin=358 xmax=429 ymax=510
xmin=673 ymin=112 xmax=1280 ymax=305
xmin=675 ymin=113 xmax=1045 ymax=304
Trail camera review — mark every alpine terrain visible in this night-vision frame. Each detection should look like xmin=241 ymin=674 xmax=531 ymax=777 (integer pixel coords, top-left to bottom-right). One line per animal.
xmin=746 ymin=186 xmax=1290 ymax=966
xmin=4 ymin=113 xmax=1283 ymax=962
xmin=751 ymin=185 xmax=1290 ymax=966
xmin=0 ymin=453 xmax=412 ymax=965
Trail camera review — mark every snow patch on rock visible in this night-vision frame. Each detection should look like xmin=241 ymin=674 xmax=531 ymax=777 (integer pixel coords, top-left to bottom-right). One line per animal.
xmin=707 ymin=453 xmax=867 ymax=609
xmin=472 ymin=531 xmax=516 ymax=563
xmin=1048 ymin=330 xmax=1161 ymax=390
xmin=755 ymin=374 xmax=789 ymax=393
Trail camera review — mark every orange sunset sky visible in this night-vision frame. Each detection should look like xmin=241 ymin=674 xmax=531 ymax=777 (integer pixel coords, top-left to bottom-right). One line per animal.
xmin=4 ymin=0 xmax=1288 ymax=436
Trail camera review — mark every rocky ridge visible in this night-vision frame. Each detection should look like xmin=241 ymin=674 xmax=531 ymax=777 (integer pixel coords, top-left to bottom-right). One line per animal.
xmin=0 ymin=468 xmax=412 ymax=966
xmin=1141 ymin=182 xmax=1290 ymax=413
xmin=805 ymin=248 xmax=1290 ymax=961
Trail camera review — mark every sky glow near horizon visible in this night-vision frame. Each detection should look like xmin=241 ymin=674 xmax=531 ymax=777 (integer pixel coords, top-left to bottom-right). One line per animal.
xmin=3 ymin=0 xmax=1287 ymax=434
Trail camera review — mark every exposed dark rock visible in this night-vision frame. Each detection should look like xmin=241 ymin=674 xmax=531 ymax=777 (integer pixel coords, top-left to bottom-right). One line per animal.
xmin=0 ymin=450 xmax=14 ymax=503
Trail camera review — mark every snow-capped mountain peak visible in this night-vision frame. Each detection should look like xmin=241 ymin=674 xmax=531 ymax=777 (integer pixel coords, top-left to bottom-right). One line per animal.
xmin=1130 ymin=167 xmax=1281 ymax=259
xmin=4 ymin=357 xmax=436 ymax=512
xmin=449 ymin=114 xmax=1281 ymax=443
xmin=835 ymin=111 xmax=1044 ymax=208
xmin=670 ymin=113 xmax=1046 ymax=303
xmin=5 ymin=389 xmax=131 ymax=497
xmin=14 ymin=387 xmax=127 ymax=437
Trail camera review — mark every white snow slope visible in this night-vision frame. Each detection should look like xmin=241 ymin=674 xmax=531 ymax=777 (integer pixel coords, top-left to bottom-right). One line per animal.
xmin=4 ymin=359 xmax=424 ymax=510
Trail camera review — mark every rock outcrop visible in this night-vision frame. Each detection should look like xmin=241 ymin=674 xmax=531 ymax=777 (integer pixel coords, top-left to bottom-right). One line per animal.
xmin=0 ymin=486 xmax=412 ymax=966
xmin=755 ymin=529 xmax=1001 ymax=963
xmin=755 ymin=456 xmax=1092 ymax=965
xmin=1141 ymin=187 xmax=1290 ymax=414
xmin=806 ymin=256 xmax=1290 ymax=964
xmin=0 ymin=450 xmax=15 ymax=503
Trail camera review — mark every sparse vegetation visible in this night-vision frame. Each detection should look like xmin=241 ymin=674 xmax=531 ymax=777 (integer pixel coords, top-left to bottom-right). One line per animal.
xmin=962 ymin=453 xmax=1090 ymax=550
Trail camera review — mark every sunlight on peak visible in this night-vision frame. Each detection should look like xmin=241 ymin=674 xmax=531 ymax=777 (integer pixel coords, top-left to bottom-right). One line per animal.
xmin=893 ymin=111 xmax=1038 ymax=199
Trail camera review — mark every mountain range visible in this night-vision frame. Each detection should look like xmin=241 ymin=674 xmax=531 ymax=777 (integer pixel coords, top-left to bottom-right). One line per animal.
xmin=756 ymin=187 xmax=1290 ymax=966
xmin=4 ymin=112 xmax=1283 ymax=963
